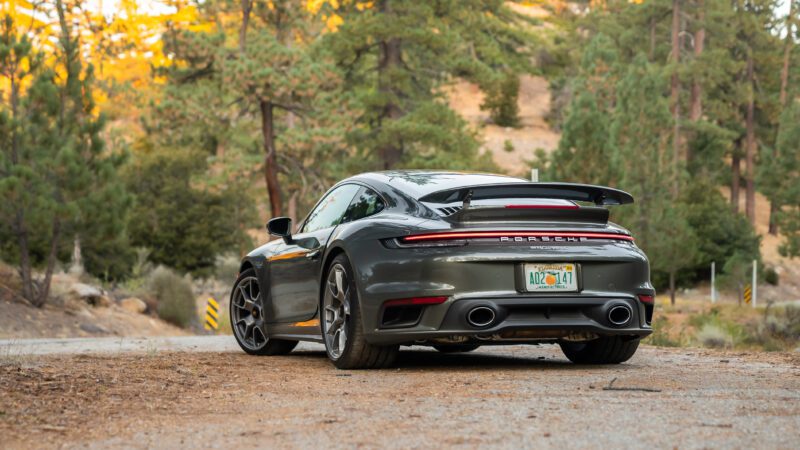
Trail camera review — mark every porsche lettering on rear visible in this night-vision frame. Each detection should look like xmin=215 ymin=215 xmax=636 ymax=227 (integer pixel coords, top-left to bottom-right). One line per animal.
xmin=499 ymin=236 xmax=587 ymax=242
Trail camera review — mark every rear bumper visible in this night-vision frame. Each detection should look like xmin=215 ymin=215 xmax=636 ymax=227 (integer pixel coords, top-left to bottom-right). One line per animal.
xmin=365 ymin=294 xmax=653 ymax=345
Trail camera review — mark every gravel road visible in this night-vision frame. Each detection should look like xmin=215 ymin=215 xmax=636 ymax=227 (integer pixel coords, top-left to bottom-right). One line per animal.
xmin=1 ymin=336 xmax=798 ymax=449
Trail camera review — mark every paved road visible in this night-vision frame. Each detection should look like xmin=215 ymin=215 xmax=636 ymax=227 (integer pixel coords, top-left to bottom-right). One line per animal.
xmin=1 ymin=336 xmax=798 ymax=449
xmin=0 ymin=335 xmax=240 ymax=355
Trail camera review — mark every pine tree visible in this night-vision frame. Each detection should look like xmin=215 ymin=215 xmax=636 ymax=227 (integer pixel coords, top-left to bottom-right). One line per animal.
xmin=610 ymin=56 xmax=698 ymax=304
xmin=0 ymin=5 xmax=130 ymax=305
xmin=546 ymin=34 xmax=618 ymax=186
xmin=325 ymin=0 xmax=534 ymax=169
xmin=154 ymin=0 xmax=351 ymax=219
xmin=767 ymin=101 xmax=800 ymax=257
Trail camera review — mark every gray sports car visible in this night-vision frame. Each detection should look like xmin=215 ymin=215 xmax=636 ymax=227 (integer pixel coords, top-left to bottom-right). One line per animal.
xmin=230 ymin=171 xmax=654 ymax=369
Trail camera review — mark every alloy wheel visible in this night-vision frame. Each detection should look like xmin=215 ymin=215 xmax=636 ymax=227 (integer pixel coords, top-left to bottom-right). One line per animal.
xmin=232 ymin=276 xmax=268 ymax=350
xmin=323 ymin=263 xmax=351 ymax=360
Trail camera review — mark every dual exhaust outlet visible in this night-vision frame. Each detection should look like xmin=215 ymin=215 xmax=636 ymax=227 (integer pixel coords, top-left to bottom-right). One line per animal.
xmin=465 ymin=303 xmax=633 ymax=328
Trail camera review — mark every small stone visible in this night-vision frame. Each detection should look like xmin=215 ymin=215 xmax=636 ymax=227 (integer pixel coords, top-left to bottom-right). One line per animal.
xmin=120 ymin=297 xmax=147 ymax=314
xmin=69 ymin=283 xmax=110 ymax=307
xmin=79 ymin=323 xmax=107 ymax=334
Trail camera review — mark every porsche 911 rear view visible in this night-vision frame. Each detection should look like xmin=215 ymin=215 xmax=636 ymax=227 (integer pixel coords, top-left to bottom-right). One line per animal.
xmin=231 ymin=171 xmax=654 ymax=369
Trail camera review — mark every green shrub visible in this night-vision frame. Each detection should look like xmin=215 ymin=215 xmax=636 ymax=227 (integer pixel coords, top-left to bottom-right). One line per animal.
xmin=764 ymin=304 xmax=800 ymax=341
xmin=481 ymin=73 xmax=521 ymax=128
xmin=123 ymin=148 xmax=255 ymax=278
xmin=764 ymin=266 xmax=779 ymax=286
xmin=214 ymin=253 xmax=241 ymax=283
xmin=147 ymin=266 xmax=196 ymax=328
xmin=644 ymin=316 xmax=682 ymax=347
xmin=696 ymin=323 xmax=733 ymax=348
xmin=679 ymin=183 xmax=761 ymax=286
xmin=689 ymin=308 xmax=754 ymax=348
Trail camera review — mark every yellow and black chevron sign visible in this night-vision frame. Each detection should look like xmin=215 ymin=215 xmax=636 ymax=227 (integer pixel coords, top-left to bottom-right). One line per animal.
xmin=204 ymin=297 xmax=220 ymax=331
xmin=743 ymin=284 xmax=752 ymax=304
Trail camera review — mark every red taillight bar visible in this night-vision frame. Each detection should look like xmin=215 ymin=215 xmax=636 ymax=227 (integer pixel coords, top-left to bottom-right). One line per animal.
xmin=504 ymin=204 xmax=580 ymax=210
xmin=401 ymin=231 xmax=634 ymax=242
xmin=383 ymin=296 xmax=449 ymax=308
xmin=637 ymin=294 xmax=654 ymax=303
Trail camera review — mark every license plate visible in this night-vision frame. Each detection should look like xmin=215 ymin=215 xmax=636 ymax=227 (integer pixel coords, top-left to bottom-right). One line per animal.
xmin=524 ymin=263 xmax=577 ymax=292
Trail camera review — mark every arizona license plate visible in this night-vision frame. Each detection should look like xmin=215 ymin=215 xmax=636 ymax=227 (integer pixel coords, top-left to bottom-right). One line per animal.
xmin=524 ymin=263 xmax=577 ymax=292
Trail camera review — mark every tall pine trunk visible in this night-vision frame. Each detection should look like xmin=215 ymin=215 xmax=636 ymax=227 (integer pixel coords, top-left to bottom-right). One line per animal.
xmin=770 ymin=2 xmax=795 ymax=234
xmin=240 ymin=0 xmax=282 ymax=218
xmin=744 ymin=51 xmax=756 ymax=224
xmin=669 ymin=270 xmax=676 ymax=306
xmin=731 ymin=144 xmax=741 ymax=213
xmin=37 ymin=218 xmax=61 ymax=308
xmin=670 ymin=0 xmax=682 ymax=194
xmin=688 ymin=0 xmax=705 ymax=162
xmin=779 ymin=1 xmax=795 ymax=108
xmin=377 ymin=0 xmax=403 ymax=169
xmin=8 ymin=64 xmax=35 ymax=304
xmin=261 ymin=100 xmax=283 ymax=218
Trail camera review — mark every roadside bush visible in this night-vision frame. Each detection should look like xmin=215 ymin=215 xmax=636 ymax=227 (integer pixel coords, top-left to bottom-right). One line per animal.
xmin=123 ymin=147 xmax=255 ymax=278
xmin=764 ymin=266 xmax=779 ymax=286
xmin=679 ymin=183 xmax=761 ymax=285
xmin=764 ymin=304 xmax=800 ymax=341
xmin=146 ymin=266 xmax=196 ymax=328
xmin=644 ymin=316 xmax=683 ymax=347
xmin=214 ymin=254 xmax=241 ymax=284
xmin=696 ymin=323 xmax=733 ymax=348
xmin=481 ymin=72 xmax=521 ymax=128
xmin=689 ymin=308 xmax=754 ymax=348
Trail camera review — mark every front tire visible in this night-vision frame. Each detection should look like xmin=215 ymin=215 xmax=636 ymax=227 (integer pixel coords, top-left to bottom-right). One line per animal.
xmin=321 ymin=254 xmax=398 ymax=369
xmin=231 ymin=268 xmax=297 ymax=356
xmin=559 ymin=336 xmax=639 ymax=364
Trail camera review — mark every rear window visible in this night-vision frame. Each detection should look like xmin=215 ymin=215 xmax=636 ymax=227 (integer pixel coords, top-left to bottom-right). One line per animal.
xmin=345 ymin=188 xmax=385 ymax=222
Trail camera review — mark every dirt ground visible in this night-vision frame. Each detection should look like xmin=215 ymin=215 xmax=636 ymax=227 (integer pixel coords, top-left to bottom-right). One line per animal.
xmin=1 ymin=339 xmax=798 ymax=449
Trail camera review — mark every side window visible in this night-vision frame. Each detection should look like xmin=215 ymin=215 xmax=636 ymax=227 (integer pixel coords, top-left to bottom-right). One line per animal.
xmin=301 ymin=184 xmax=361 ymax=234
xmin=345 ymin=188 xmax=385 ymax=222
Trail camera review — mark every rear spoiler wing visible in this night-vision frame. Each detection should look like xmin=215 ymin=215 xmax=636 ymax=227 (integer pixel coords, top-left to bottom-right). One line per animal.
xmin=418 ymin=182 xmax=634 ymax=206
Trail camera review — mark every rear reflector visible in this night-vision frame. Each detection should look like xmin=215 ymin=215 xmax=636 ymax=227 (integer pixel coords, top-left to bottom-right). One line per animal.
xmin=637 ymin=294 xmax=654 ymax=303
xmin=383 ymin=296 xmax=448 ymax=308
xmin=504 ymin=204 xmax=579 ymax=210
xmin=401 ymin=231 xmax=634 ymax=242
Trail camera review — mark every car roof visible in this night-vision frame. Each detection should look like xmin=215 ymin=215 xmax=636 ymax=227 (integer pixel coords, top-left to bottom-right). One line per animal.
xmin=350 ymin=170 xmax=528 ymax=201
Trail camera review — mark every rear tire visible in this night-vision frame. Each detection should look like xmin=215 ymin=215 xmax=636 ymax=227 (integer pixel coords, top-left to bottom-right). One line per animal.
xmin=322 ymin=254 xmax=398 ymax=369
xmin=432 ymin=344 xmax=480 ymax=353
xmin=559 ymin=336 xmax=639 ymax=364
xmin=231 ymin=268 xmax=298 ymax=356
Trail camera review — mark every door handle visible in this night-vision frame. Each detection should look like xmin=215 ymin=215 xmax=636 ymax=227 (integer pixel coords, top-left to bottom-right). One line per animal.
xmin=305 ymin=248 xmax=322 ymax=260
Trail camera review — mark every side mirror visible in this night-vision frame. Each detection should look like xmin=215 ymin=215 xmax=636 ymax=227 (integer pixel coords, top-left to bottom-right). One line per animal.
xmin=267 ymin=217 xmax=293 ymax=244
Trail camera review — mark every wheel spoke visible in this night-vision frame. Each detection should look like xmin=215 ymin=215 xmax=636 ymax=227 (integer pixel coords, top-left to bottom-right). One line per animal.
xmin=324 ymin=305 xmax=337 ymax=324
xmin=327 ymin=317 xmax=343 ymax=336
xmin=342 ymin=289 xmax=350 ymax=315
xmin=327 ymin=280 xmax=338 ymax=301
xmin=237 ymin=284 xmax=250 ymax=304
xmin=334 ymin=269 xmax=344 ymax=300
xmin=253 ymin=324 xmax=266 ymax=346
xmin=248 ymin=280 xmax=258 ymax=303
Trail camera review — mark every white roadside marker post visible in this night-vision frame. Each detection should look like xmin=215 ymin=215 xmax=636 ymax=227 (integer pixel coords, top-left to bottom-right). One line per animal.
xmin=752 ymin=259 xmax=757 ymax=308
xmin=711 ymin=261 xmax=716 ymax=304
xmin=531 ymin=168 xmax=539 ymax=182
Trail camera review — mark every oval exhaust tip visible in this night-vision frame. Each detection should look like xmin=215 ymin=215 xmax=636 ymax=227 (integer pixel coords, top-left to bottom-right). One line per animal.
xmin=467 ymin=306 xmax=496 ymax=328
xmin=608 ymin=305 xmax=632 ymax=327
